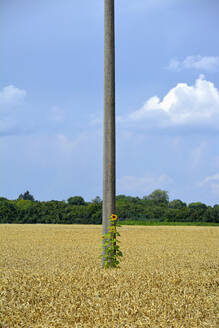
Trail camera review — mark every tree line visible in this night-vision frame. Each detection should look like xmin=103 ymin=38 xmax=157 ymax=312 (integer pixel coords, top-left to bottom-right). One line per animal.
xmin=0 ymin=189 xmax=218 ymax=224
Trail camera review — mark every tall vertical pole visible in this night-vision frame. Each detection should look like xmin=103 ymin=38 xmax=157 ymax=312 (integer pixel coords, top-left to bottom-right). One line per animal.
xmin=102 ymin=0 xmax=116 ymax=268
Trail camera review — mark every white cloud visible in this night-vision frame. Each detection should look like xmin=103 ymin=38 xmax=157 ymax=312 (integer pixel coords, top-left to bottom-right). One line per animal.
xmin=200 ymin=173 xmax=219 ymax=185
xmin=0 ymin=85 xmax=26 ymax=107
xmin=166 ymin=56 xmax=219 ymax=72
xmin=117 ymin=174 xmax=173 ymax=195
xmin=200 ymin=173 xmax=219 ymax=196
xmin=184 ymin=56 xmax=219 ymax=71
xmin=127 ymin=75 xmax=219 ymax=127
xmin=166 ymin=58 xmax=181 ymax=72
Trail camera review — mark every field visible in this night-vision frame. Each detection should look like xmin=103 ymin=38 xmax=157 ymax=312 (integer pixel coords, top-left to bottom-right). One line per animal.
xmin=0 ymin=224 xmax=218 ymax=328
xmin=120 ymin=220 xmax=219 ymax=226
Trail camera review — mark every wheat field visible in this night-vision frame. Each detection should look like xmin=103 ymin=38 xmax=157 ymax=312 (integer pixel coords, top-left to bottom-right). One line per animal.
xmin=0 ymin=224 xmax=218 ymax=328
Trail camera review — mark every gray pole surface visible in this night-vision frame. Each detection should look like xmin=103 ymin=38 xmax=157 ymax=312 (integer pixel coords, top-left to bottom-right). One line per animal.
xmin=102 ymin=0 xmax=116 ymax=268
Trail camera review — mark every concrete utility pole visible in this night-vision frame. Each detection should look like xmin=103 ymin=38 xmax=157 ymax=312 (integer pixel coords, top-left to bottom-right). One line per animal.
xmin=102 ymin=0 xmax=116 ymax=268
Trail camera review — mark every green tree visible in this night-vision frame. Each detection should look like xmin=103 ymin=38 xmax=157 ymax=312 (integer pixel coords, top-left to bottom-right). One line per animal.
xmin=0 ymin=201 xmax=17 ymax=223
xmin=92 ymin=196 xmax=102 ymax=203
xmin=16 ymin=199 xmax=33 ymax=210
xmin=0 ymin=197 xmax=8 ymax=202
xmin=116 ymin=195 xmax=140 ymax=203
xmin=213 ymin=205 xmax=219 ymax=223
xmin=169 ymin=199 xmax=187 ymax=209
xmin=188 ymin=202 xmax=207 ymax=211
xmin=146 ymin=189 xmax=169 ymax=205
xmin=18 ymin=190 xmax=35 ymax=201
xmin=67 ymin=196 xmax=85 ymax=206
xmin=203 ymin=206 xmax=216 ymax=222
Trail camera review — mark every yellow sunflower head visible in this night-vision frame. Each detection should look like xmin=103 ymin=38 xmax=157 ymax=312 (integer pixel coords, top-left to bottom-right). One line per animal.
xmin=110 ymin=214 xmax=118 ymax=221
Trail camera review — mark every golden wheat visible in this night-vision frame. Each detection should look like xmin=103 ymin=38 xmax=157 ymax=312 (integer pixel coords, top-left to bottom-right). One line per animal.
xmin=0 ymin=224 xmax=218 ymax=327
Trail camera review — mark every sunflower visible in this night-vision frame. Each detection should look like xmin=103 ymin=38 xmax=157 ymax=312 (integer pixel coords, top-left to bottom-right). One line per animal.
xmin=109 ymin=226 xmax=116 ymax=232
xmin=110 ymin=214 xmax=118 ymax=220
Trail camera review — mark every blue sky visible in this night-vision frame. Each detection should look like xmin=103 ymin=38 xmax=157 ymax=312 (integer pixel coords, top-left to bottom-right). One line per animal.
xmin=1 ymin=0 xmax=219 ymax=205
